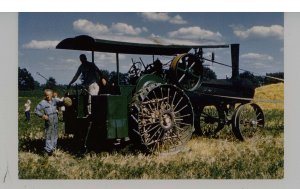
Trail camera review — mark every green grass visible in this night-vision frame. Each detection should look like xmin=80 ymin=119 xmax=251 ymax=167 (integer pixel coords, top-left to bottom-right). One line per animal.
xmin=18 ymin=90 xmax=284 ymax=179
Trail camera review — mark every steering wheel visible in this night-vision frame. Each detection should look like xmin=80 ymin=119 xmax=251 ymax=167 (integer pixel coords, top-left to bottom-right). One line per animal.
xmin=128 ymin=61 xmax=142 ymax=78
xmin=144 ymin=63 xmax=155 ymax=73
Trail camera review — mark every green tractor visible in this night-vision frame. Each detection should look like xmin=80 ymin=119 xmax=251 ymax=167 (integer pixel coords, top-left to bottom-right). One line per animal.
xmin=57 ymin=35 xmax=264 ymax=154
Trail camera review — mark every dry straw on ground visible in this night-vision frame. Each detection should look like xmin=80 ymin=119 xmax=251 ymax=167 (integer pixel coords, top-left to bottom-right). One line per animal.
xmin=18 ymin=83 xmax=284 ymax=179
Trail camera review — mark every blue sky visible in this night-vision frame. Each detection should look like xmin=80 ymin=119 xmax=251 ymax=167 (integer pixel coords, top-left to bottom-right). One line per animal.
xmin=19 ymin=13 xmax=283 ymax=85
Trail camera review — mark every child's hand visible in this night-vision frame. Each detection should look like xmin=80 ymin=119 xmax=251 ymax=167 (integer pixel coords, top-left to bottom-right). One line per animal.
xmin=42 ymin=115 xmax=49 ymax=120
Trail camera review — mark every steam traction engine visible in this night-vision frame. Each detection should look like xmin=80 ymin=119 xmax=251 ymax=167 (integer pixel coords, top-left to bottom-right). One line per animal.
xmin=57 ymin=35 xmax=264 ymax=154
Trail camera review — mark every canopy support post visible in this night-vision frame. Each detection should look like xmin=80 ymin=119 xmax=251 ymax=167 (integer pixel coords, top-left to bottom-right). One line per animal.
xmin=92 ymin=51 xmax=94 ymax=63
xmin=116 ymin=53 xmax=119 ymax=85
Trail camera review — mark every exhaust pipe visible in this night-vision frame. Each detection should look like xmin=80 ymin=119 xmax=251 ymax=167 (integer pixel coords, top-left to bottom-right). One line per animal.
xmin=231 ymin=44 xmax=240 ymax=80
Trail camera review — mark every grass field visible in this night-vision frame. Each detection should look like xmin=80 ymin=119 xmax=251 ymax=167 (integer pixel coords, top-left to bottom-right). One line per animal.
xmin=18 ymin=83 xmax=284 ymax=179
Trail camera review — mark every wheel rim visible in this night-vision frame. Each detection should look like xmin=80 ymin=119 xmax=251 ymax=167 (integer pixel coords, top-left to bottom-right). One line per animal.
xmin=232 ymin=103 xmax=265 ymax=141
xmin=130 ymin=83 xmax=194 ymax=153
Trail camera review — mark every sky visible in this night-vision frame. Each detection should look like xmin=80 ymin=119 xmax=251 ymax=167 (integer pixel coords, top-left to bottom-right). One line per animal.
xmin=19 ymin=13 xmax=284 ymax=85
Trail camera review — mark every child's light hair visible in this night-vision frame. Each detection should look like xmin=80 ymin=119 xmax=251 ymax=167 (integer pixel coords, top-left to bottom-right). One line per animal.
xmin=27 ymin=99 xmax=31 ymax=104
xmin=44 ymin=89 xmax=53 ymax=95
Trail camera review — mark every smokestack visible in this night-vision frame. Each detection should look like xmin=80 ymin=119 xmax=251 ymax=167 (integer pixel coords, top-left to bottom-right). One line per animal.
xmin=231 ymin=44 xmax=240 ymax=80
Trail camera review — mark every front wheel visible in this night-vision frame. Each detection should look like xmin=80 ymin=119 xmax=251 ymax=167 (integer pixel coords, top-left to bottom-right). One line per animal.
xmin=232 ymin=103 xmax=265 ymax=141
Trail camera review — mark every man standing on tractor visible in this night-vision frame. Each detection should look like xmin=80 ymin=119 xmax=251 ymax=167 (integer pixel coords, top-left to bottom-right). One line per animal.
xmin=67 ymin=54 xmax=103 ymax=116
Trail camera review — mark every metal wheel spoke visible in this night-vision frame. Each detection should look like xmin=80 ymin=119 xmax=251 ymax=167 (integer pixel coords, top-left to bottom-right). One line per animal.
xmin=199 ymin=106 xmax=225 ymax=136
xmin=171 ymin=91 xmax=177 ymax=108
xmin=177 ymin=67 xmax=186 ymax=72
xmin=130 ymin=84 xmax=193 ymax=154
xmin=175 ymin=104 xmax=188 ymax=113
xmin=140 ymin=124 xmax=160 ymax=136
xmin=149 ymin=127 xmax=164 ymax=146
xmin=189 ymin=72 xmax=200 ymax=79
xmin=188 ymin=62 xmax=196 ymax=69
xmin=167 ymin=88 xmax=170 ymax=104
xmin=141 ymin=121 xmax=160 ymax=127
xmin=176 ymin=121 xmax=191 ymax=127
xmin=176 ymin=113 xmax=191 ymax=118
xmin=174 ymin=97 xmax=183 ymax=110
xmin=178 ymin=74 xmax=186 ymax=83
xmin=147 ymin=127 xmax=163 ymax=144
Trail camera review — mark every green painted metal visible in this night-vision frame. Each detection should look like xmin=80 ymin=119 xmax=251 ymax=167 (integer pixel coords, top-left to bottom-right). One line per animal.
xmin=77 ymin=94 xmax=87 ymax=118
xmin=119 ymin=85 xmax=135 ymax=102
xmin=92 ymin=94 xmax=129 ymax=139
xmin=135 ymin=74 xmax=164 ymax=92
xmin=106 ymin=95 xmax=128 ymax=138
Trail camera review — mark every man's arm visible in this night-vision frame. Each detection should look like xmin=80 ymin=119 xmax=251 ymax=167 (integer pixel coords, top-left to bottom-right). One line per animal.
xmin=68 ymin=66 xmax=81 ymax=87
xmin=93 ymin=63 xmax=102 ymax=77
xmin=35 ymin=101 xmax=49 ymax=120
xmin=53 ymin=98 xmax=64 ymax=107
xmin=34 ymin=102 xmax=45 ymax=118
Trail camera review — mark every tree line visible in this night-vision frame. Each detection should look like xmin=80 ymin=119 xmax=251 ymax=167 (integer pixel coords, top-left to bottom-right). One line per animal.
xmin=18 ymin=66 xmax=283 ymax=91
xmin=18 ymin=67 xmax=128 ymax=91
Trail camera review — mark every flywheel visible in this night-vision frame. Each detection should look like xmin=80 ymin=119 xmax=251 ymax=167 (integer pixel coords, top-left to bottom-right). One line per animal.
xmin=169 ymin=53 xmax=203 ymax=91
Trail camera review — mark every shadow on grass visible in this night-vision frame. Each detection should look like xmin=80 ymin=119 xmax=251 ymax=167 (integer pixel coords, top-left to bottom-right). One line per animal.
xmin=19 ymin=136 xmax=140 ymax=157
xmin=19 ymin=137 xmax=77 ymax=156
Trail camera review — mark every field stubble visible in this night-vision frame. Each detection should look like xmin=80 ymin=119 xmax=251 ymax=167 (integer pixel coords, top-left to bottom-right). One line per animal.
xmin=18 ymin=84 xmax=284 ymax=179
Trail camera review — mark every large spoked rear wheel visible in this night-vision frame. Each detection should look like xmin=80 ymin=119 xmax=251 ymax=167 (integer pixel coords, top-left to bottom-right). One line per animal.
xmin=232 ymin=103 xmax=265 ymax=141
xmin=130 ymin=83 xmax=194 ymax=154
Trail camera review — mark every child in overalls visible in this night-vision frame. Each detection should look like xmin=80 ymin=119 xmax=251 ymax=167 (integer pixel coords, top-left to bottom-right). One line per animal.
xmin=35 ymin=89 xmax=63 ymax=155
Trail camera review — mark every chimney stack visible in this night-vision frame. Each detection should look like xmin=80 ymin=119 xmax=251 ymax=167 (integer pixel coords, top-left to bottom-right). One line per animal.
xmin=231 ymin=44 xmax=240 ymax=80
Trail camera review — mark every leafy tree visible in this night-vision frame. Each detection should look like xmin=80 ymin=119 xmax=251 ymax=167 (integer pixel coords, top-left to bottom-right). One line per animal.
xmin=44 ymin=77 xmax=57 ymax=90
xmin=239 ymin=71 xmax=263 ymax=87
xmin=264 ymin=72 xmax=284 ymax=85
xmin=34 ymin=81 xmax=40 ymax=89
xmin=202 ymin=67 xmax=217 ymax=81
xmin=18 ymin=67 xmax=35 ymax=90
xmin=109 ymin=71 xmax=128 ymax=85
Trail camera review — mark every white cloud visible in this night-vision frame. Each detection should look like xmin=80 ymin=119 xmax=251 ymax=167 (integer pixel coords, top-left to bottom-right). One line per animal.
xmin=280 ymin=47 xmax=284 ymax=52
xmin=168 ymin=26 xmax=223 ymax=42
xmin=233 ymin=25 xmax=283 ymax=40
xmin=89 ymin=33 xmax=203 ymax=46
xmin=23 ymin=40 xmax=59 ymax=49
xmin=94 ymin=53 xmax=127 ymax=70
xmin=73 ymin=19 xmax=109 ymax=35
xmin=240 ymin=52 xmax=274 ymax=62
xmin=111 ymin=22 xmax=147 ymax=35
xmin=141 ymin=13 xmax=169 ymax=22
xmin=73 ymin=19 xmax=147 ymax=36
xmin=64 ymin=58 xmax=78 ymax=64
xmin=95 ymin=34 xmax=158 ymax=44
xmin=170 ymin=15 xmax=188 ymax=25
xmin=149 ymin=34 xmax=207 ymax=45
xmin=140 ymin=13 xmax=187 ymax=25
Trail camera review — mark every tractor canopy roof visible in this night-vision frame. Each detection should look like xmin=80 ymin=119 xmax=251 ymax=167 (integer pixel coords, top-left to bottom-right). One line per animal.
xmin=56 ymin=35 xmax=229 ymax=55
